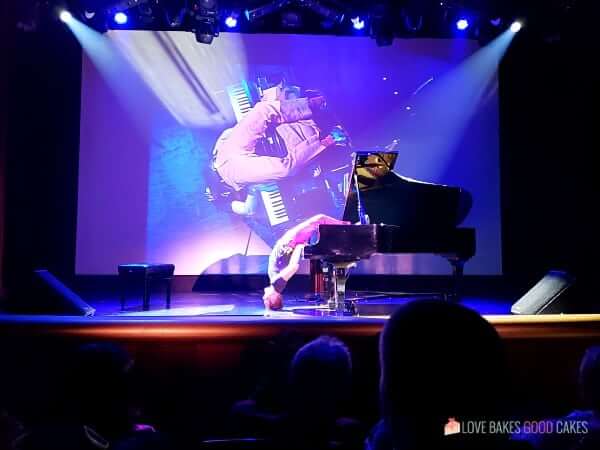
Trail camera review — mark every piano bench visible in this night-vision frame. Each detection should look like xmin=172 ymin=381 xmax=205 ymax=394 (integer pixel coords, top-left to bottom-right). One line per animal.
xmin=118 ymin=263 xmax=175 ymax=311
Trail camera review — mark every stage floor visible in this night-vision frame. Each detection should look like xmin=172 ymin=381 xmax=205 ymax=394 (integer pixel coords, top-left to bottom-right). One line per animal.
xmin=88 ymin=290 xmax=514 ymax=318
xmin=2 ymin=287 xmax=600 ymax=343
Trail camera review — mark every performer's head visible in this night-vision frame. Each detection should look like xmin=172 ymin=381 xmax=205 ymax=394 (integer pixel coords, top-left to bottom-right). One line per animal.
xmin=260 ymin=82 xmax=302 ymax=102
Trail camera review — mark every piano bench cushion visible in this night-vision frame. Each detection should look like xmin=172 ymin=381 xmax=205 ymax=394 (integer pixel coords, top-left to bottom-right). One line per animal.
xmin=117 ymin=264 xmax=175 ymax=279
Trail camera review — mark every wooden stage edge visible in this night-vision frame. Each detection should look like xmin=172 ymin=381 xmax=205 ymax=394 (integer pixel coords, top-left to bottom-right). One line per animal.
xmin=1 ymin=313 xmax=600 ymax=341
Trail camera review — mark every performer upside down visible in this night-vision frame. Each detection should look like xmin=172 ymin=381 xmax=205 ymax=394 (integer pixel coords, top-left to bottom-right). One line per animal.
xmin=263 ymin=214 xmax=349 ymax=311
xmin=212 ymin=84 xmax=349 ymax=215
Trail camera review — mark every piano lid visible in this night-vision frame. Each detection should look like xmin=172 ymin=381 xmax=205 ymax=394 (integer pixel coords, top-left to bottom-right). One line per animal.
xmin=342 ymin=150 xmax=472 ymax=230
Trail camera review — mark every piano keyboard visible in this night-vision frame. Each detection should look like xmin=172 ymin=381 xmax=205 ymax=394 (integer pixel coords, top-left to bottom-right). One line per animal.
xmin=227 ymin=80 xmax=253 ymax=122
xmin=259 ymin=183 xmax=290 ymax=226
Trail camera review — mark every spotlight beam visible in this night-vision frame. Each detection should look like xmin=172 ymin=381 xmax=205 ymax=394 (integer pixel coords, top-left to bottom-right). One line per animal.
xmin=371 ymin=28 xmax=519 ymax=179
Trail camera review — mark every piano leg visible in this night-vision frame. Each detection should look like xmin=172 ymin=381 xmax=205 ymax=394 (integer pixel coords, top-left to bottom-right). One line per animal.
xmin=305 ymin=259 xmax=326 ymax=302
xmin=329 ymin=262 xmax=357 ymax=315
xmin=447 ymin=257 xmax=465 ymax=302
xmin=323 ymin=264 xmax=335 ymax=307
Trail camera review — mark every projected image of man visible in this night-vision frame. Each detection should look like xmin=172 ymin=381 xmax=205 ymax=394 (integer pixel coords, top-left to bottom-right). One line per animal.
xmin=211 ymin=82 xmax=349 ymax=215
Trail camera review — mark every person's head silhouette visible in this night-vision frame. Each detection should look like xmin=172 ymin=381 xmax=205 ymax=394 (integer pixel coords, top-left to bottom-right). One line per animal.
xmin=579 ymin=345 xmax=600 ymax=413
xmin=379 ymin=299 xmax=507 ymax=447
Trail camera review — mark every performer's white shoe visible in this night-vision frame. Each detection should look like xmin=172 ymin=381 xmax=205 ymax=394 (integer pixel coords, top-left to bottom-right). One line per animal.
xmin=231 ymin=193 xmax=257 ymax=216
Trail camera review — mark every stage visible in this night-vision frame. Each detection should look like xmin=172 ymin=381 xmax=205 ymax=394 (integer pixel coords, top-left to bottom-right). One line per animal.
xmin=1 ymin=285 xmax=598 ymax=423
xmin=0 ymin=2 xmax=589 ymax=445
xmin=91 ymin=290 xmax=513 ymax=317
xmin=1 ymin=286 xmax=598 ymax=338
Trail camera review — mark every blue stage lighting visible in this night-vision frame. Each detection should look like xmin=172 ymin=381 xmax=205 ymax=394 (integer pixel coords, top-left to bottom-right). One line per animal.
xmin=510 ymin=21 xmax=523 ymax=33
xmin=351 ymin=16 xmax=365 ymax=30
xmin=225 ymin=15 xmax=238 ymax=28
xmin=59 ymin=10 xmax=73 ymax=23
xmin=114 ymin=12 xmax=128 ymax=25
xmin=456 ymin=18 xmax=469 ymax=30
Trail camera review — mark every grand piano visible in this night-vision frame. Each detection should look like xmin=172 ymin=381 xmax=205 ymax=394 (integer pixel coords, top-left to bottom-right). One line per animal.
xmin=303 ymin=150 xmax=475 ymax=315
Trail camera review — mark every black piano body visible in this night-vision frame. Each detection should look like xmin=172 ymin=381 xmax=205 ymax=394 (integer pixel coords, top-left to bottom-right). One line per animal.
xmin=303 ymin=150 xmax=476 ymax=314
xmin=304 ymin=224 xmax=475 ymax=262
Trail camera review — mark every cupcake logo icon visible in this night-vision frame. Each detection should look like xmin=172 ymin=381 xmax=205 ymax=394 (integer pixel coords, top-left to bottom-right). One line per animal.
xmin=445 ymin=417 xmax=461 ymax=436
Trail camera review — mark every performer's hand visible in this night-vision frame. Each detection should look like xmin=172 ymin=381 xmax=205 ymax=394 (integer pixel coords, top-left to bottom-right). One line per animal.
xmin=308 ymin=95 xmax=327 ymax=112
xmin=314 ymin=214 xmax=351 ymax=226
xmin=329 ymin=125 xmax=350 ymax=144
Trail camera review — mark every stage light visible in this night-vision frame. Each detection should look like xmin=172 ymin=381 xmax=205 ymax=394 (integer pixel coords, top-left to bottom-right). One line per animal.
xmin=194 ymin=20 xmax=218 ymax=44
xmin=402 ymin=0 xmax=425 ymax=33
xmin=510 ymin=21 xmax=523 ymax=33
xmin=114 ymin=12 xmax=128 ymax=24
xmin=456 ymin=18 xmax=469 ymax=30
xmin=303 ymin=0 xmax=344 ymax=24
xmin=370 ymin=3 xmax=394 ymax=46
xmin=195 ymin=29 xmax=215 ymax=44
xmin=59 ymin=10 xmax=73 ymax=23
xmin=490 ymin=17 xmax=502 ymax=27
xmin=192 ymin=0 xmax=219 ymax=44
xmin=225 ymin=15 xmax=238 ymax=28
xmin=161 ymin=0 xmax=187 ymax=27
xmin=281 ymin=10 xmax=302 ymax=29
xmin=245 ymin=1 xmax=288 ymax=23
xmin=403 ymin=14 xmax=423 ymax=33
xmin=84 ymin=10 xmax=96 ymax=20
xmin=198 ymin=0 xmax=217 ymax=8
xmin=351 ymin=16 xmax=365 ymax=30
xmin=195 ymin=32 xmax=214 ymax=44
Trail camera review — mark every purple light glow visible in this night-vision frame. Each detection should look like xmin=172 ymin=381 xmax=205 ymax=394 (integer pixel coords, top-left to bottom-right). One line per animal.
xmin=59 ymin=10 xmax=73 ymax=23
xmin=510 ymin=21 xmax=523 ymax=33
xmin=225 ymin=16 xmax=238 ymax=28
xmin=456 ymin=18 xmax=469 ymax=30
xmin=351 ymin=16 xmax=365 ymax=30
xmin=114 ymin=12 xmax=128 ymax=25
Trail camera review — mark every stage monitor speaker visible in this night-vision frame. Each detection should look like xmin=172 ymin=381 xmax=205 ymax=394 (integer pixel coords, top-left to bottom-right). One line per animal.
xmin=511 ymin=270 xmax=575 ymax=315
xmin=28 ymin=269 xmax=96 ymax=316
